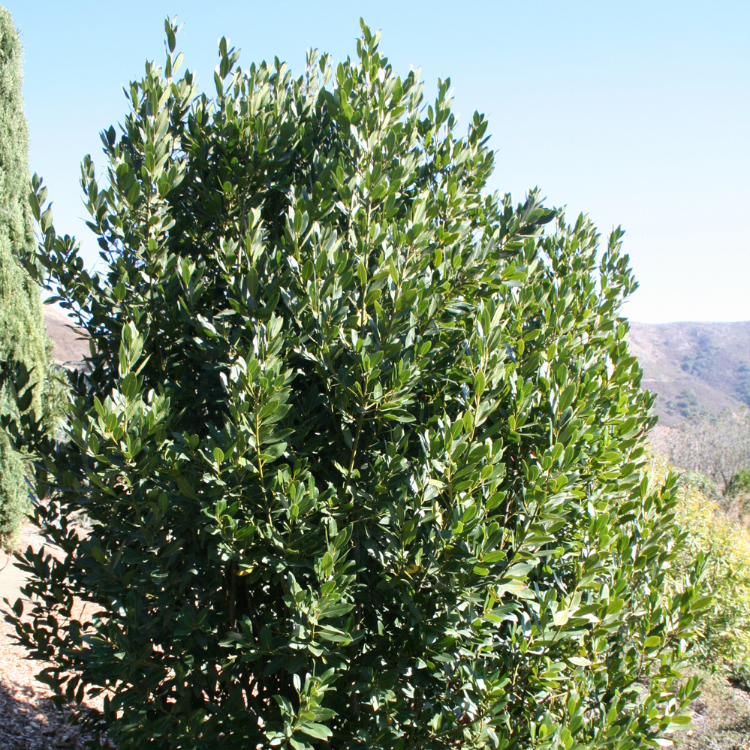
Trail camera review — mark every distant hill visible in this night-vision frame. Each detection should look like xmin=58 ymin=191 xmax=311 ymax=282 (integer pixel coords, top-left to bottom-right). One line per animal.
xmin=42 ymin=306 xmax=749 ymax=428
xmin=629 ymin=321 xmax=750 ymax=427
xmin=44 ymin=305 xmax=88 ymax=368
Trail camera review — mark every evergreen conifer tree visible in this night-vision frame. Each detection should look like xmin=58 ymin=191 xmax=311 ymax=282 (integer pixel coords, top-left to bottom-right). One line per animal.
xmin=0 ymin=6 xmax=48 ymax=548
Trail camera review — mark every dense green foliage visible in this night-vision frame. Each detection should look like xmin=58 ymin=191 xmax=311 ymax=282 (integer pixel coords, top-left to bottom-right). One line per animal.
xmin=0 ymin=5 xmax=49 ymax=549
xmin=9 ymin=20 xmax=707 ymax=750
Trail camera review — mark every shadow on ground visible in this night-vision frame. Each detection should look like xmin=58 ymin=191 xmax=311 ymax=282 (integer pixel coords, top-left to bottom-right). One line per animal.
xmin=0 ymin=677 xmax=90 ymax=750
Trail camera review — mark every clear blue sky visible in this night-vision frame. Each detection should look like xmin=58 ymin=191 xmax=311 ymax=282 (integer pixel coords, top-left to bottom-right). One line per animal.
xmin=6 ymin=0 xmax=749 ymax=323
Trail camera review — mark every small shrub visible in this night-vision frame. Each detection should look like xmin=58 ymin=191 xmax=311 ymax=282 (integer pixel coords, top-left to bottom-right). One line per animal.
xmin=7 ymin=20 xmax=706 ymax=750
xmin=668 ymin=459 xmax=750 ymax=680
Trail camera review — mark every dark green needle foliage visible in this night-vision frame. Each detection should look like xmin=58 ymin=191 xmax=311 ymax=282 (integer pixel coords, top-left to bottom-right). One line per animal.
xmin=8 ymin=19 xmax=707 ymax=750
xmin=0 ymin=6 xmax=49 ymax=549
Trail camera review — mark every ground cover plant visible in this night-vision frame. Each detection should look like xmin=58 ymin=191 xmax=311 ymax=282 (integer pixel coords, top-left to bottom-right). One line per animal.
xmin=674 ymin=668 xmax=750 ymax=750
xmin=5 ymin=19 xmax=708 ymax=750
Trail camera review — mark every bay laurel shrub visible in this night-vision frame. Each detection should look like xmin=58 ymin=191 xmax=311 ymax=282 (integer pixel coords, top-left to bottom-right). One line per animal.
xmin=8 ymin=20 xmax=707 ymax=750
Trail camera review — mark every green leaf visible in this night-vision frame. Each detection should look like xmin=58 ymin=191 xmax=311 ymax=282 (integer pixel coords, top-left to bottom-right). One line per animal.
xmin=486 ymin=491 xmax=507 ymax=511
xmin=474 ymin=370 xmax=485 ymax=398
xmin=497 ymin=579 xmax=530 ymax=596
xmin=298 ymin=721 xmax=333 ymax=740
xmin=176 ymin=475 xmax=198 ymax=500
xmin=259 ymin=442 xmax=287 ymax=461
xmin=567 ymin=656 xmax=591 ymax=667
xmin=383 ymin=409 xmax=415 ymax=423
xmin=258 ymin=399 xmax=282 ymax=421
xmin=558 ymin=383 xmax=576 ymax=413
xmin=482 ymin=550 xmax=506 ymax=564
xmin=668 ymin=715 xmax=693 ymax=726
xmin=462 ymin=503 xmax=478 ymax=524
xmin=505 ymin=561 xmax=537 ymax=578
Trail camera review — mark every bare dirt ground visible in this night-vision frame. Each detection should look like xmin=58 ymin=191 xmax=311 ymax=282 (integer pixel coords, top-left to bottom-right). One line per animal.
xmin=0 ymin=523 xmax=104 ymax=750
xmin=676 ymin=669 xmax=750 ymax=750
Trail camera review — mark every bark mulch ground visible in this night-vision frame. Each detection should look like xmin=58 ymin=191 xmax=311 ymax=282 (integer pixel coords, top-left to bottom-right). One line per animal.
xmin=0 ymin=523 xmax=107 ymax=750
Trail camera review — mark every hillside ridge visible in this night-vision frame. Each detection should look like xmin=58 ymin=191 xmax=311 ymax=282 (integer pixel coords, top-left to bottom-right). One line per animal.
xmin=44 ymin=305 xmax=88 ymax=368
xmin=629 ymin=321 xmax=750 ymax=426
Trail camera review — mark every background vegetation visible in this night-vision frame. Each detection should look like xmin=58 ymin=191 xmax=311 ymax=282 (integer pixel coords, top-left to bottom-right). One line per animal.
xmin=659 ymin=457 xmax=750 ymax=679
xmin=665 ymin=458 xmax=750 ymax=750
xmin=645 ymin=364 xmax=750 ymax=748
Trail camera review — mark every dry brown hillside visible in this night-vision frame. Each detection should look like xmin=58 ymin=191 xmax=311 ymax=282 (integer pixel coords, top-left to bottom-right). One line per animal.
xmin=629 ymin=321 xmax=750 ymax=427
xmin=44 ymin=304 xmax=88 ymax=368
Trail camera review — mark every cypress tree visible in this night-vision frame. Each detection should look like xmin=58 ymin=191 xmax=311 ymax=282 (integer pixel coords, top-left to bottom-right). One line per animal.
xmin=0 ymin=6 xmax=47 ymax=549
